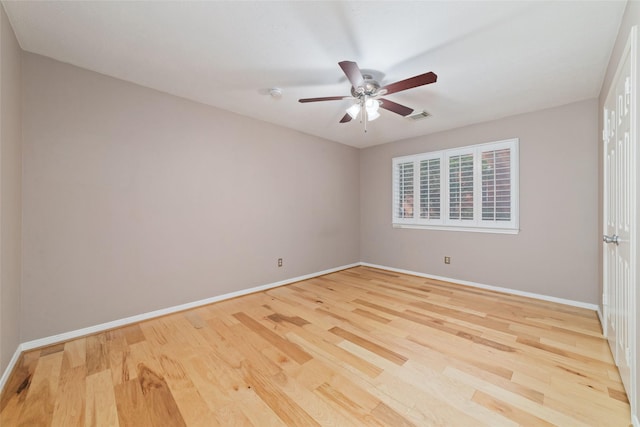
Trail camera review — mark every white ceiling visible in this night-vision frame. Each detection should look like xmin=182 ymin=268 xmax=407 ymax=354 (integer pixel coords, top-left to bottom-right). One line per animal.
xmin=2 ymin=1 xmax=627 ymax=148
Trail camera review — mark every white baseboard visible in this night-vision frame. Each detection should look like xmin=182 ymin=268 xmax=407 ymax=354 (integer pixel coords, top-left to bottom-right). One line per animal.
xmin=360 ymin=262 xmax=599 ymax=311
xmin=0 ymin=344 xmax=24 ymax=395
xmin=20 ymin=262 xmax=360 ymax=352
xmin=2 ymin=264 xmax=360 ymax=394
xmin=1 ymin=260 xmax=601 ymax=396
xmin=10 ymin=262 xmax=603 ymax=352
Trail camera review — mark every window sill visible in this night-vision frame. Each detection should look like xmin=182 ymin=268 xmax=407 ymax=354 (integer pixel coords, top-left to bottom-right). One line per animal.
xmin=392 ymin=223 xmax=520 ymax=235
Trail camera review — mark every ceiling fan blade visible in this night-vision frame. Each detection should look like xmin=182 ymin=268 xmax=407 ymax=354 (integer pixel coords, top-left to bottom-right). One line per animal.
xmin=298 ymin=96 xmax=347 ymax=103
xmin=379 ymin=98 xmax=414 ymax=116
xmin=339 ymin=113 xmax=352 ymax=123
xmin=339 ymin=61 xmax=364 ymax=89
xmin=382 ymin=72 xmax=437 ymax=95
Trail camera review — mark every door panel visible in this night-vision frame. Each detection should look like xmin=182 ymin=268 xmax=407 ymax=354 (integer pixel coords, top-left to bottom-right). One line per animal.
xmin=603 ymin=25 xmax=636 ymax=418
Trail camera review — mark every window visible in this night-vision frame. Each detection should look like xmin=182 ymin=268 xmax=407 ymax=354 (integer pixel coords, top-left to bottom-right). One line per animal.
xmin=392 ymin=138 xmax=519 ymax=233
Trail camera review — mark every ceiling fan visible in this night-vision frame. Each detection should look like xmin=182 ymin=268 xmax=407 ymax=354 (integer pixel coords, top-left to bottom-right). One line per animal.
xmin=299 ymin=61 xmax=437 ymax=130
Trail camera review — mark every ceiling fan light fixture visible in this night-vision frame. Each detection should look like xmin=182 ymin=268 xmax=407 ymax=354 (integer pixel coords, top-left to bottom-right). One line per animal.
xmin=365 ymin=98 xmax=380 ymax=121
xmin=365 ymin=98 xmax=379 ymax=112
xmin=346 ymin=103 xmax=361 ymax=119
xmin=367 ymin=109 xmax=380 ymax=121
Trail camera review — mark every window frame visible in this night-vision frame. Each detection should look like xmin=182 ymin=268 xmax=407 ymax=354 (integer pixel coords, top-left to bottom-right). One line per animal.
xmin=392 ymin=138 xmax=519 ymax=234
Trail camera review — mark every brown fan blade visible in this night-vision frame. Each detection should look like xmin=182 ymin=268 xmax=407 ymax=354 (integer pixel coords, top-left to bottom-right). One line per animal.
xmin=339 ymin=113 xmax=353 ymax=123
xmin=298 ymin=96 xmax=346 ymax=103
xmin=382 ymin=72 xmax=437 ymax=95
xmin=338 ymin=61 xmax=364 ymax=89
xmin=379 ymin=98 xmax=414 ymax=116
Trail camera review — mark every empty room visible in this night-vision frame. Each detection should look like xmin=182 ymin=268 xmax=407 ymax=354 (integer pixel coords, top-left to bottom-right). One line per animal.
xmin=0 ymin=1 xmax=638 ymax=426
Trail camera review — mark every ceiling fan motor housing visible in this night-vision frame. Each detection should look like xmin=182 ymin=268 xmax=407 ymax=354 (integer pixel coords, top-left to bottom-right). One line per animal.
xmin=351 ymin=75 xmax=381 ymax=98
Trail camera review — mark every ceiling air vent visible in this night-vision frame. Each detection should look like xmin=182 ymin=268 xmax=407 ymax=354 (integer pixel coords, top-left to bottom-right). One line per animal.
xmin=407 ymin=110 xmax=431 ymax=121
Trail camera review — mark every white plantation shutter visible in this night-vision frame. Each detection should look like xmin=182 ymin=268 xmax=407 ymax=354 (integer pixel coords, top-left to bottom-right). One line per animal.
xmin=419 ymin=158 xmax=440 ymax=220
xmin=392 ymin=139 xmax=518 ymax=233
xmin=393 ymin=161 xmax=415 ymax=219
xmin=482 ymin=148 xmax=511 ymax=221
xmin=448 ymin=153 xmax=474 ymax=221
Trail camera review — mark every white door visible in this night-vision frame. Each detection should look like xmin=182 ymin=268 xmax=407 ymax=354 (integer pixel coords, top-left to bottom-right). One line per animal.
xmin=603 ymin=26 xmax=637 ymax=418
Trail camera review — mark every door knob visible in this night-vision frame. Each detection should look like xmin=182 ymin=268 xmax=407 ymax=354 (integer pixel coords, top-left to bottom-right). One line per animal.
xmin=603 ymin=234 xmax=620 ymax=245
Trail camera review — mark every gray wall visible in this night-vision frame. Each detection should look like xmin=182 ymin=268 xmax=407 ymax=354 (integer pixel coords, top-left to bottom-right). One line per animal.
xmin=0 ymin=4 xmax=22 ymax=374
xmin=598 ymin=0 xmax=640 ymax=420
xmin=360 ymin=99 xmax=599 ymax=304
xmin=21 ymin=53 xmax=360 ymax=341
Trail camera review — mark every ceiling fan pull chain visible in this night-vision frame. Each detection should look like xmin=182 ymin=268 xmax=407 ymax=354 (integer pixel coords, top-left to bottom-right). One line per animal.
xmin=364 ymin=98 xmax=368 ymax=133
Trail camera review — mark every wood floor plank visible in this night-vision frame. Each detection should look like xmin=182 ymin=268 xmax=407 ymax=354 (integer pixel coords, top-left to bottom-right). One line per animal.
xmin=315 ymin=382 xmax=378 ymax=424
xmin=447 ymin=366 xmax=593 ymax=427
xmin=137 ymin=363 xmax=187 ymax=427
xmin=232 ymin=312 xmax=313 ymax=365
xmin=50 ymin=360 xmax=86 ymax=427
xmin=179 ymin=353 xmax=249 ymax=426
xmin=287 ymin=324 xmax=384 ymax=378
xmin=329 ymin=326 xmax=408 ymax=366
xmin=113 ymin=379 xmax=153 ymax=427
xmin=370 ymin=401 xmax=417 ymax=427
xmin=367 ymin=368 xmax=501 ymax=426
xmin=157 ymin=354 xmax=217 ymax=427
xmin=0 ymin=351 xmax=39 ymax=423
xmin=85 ymin=370 xmax=120 ymax=427
xmin=472 ymin=390 xmax=555 ymax=427
xmin=240 ymin=361 xmax=320 ymax=427
xmin=269 ymin=367 xmax=361 ymax=426
xmin=17 ymin=351 xmax=63 ymax=427
xmin=62 ymin=339 xmax=86 ymax=369
xmin=85 ymin=335 xmax=108 ymax=376
xmin=0 ymin=266 xmax=632 ymax=426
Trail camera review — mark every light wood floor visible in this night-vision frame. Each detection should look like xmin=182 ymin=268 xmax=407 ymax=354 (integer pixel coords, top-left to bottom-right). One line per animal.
xmin=0 ymin=266 xmax=632 ymax=426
